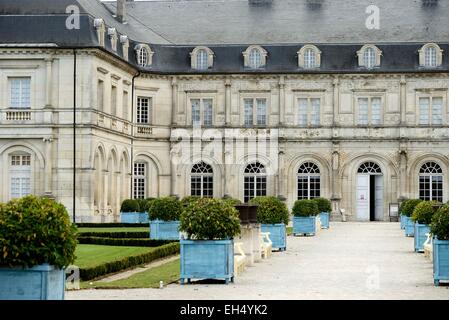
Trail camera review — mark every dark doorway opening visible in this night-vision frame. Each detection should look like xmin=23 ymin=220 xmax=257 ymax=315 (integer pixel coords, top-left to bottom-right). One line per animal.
xmin=370 ymin=175 xmax=376 ymax=221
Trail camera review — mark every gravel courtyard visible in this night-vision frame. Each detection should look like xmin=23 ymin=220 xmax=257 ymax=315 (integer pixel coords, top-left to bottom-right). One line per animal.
xmin=67 ymin=222 xmax=449 ymax=300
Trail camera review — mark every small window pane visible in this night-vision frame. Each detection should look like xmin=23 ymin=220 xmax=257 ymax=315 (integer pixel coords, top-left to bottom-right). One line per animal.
xmin=196 ymin=50 xmax=208 ymax=70
xmin=304 ymin=48 xmax=316 ymax=69
xmin=10 ymin=78 xmax=31 ymax=109
xmin=358 ymin=98 xmax=369 ymax=125
xmin=419 ymin=98 xmax=430 ymax=125
xmin=425 ymin=46 xmax=437 ymax=67
xmin=371 ymin=98 xmax=381 ymax=125
xmin=249 ymin=49 xmax=262 ymax=69
xmin=298 ymin=98 xmax=308 ymax=126
xmin=137 ymin=97 xmax=151 ymax=124
xmin=432 ymin=97 xmax=443 ymax=125
xmin=310 ymin=98 xmax=320 ymax=126
xmin=203 ymin=99 xmax=213 ymax=126
xmin=256 ymin=99 xmax=267 ymax=125
xmin=191 ymin=99 xmax=201 ymax=126
xmin=363 ymin=47 xmax=376 ymax=69
xmin=244 ymin=99 xmax=253 ymax=126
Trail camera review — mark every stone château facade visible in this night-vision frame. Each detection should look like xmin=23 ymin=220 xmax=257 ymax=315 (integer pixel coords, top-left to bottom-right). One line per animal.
xmin=1 ymin=0 xmax=449 ymax=222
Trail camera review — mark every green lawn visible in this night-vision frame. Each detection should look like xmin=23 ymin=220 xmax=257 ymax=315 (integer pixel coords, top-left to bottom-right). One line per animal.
xmin=74 ymin=244 xmax=155 ymax=269
xmin=81 ymin=258 xmax=180 ymax=289
xmin=77 ymin=227 xmax=149 ymax=233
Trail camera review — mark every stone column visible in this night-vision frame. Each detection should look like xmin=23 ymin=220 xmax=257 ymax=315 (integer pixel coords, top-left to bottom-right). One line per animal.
xmin=171 ymin=76 xmax=178 ymax=125
xmin=169 ymin=142 xmax=178 ymax=198
xmin=400 ymin=75 xmax=407 ymax=125
xmin=43 ymin=137 xmax=53 ymax=195
xmin=331 ymin=142 xmax=342 ymax=220
xmin=45 ymin=58 xmax=53 ymax=108
xmin=278 ymin=149 xmax=285 ymax=198
xmin=225 ymin=77 xmax=231 ymax=126
xmin=399 ymin=144 xmax=408 ymax=199
xmin=279 ymin=76 xmax=285 ymax=125
xmin=332 ymin=76 xmax=340 ymax=126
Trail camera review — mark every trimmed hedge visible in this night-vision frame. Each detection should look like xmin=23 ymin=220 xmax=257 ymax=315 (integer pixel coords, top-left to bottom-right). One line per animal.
xmin=411 ymin=200 xmax=439 ymax=225
xmin=292 ymin=199 xmax=320 ymax=217
xmin=120 ymin=199 xmax=140 ymax=212
xmin=148 ymin=197 xmax=182 ymax=221
xmin=78 ymin=232 xmax=149 ymax=239
xmin=431 ymin=205 xmax=449 ymax=241
xmin=312 ymin=198 xmax=332 ymax=213
xmin=77 ymin=237 xmax=174 ymax=247
xmin=249 ymin=196 xmax=289 ymax=225
xmin=79 ymin=242 xmax=180 ymax=281
xmin=75 ymin=223 xmax=147 ymax=228
xmin=401 ymin=199 xmax=423 ymax=217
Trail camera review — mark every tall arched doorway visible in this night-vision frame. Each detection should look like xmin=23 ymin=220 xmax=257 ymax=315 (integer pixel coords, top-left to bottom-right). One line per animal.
xmin=356 ymin=162 xmax=383 ymax=221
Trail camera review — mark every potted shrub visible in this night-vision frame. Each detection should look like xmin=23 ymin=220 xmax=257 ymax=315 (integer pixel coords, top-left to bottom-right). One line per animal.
xmin=411 ymin=201 xmax=438 ymax=252
xmin=292 ymin=199 xmax=319 ymax=236
xmin=250 ymin=196 xmax=289 ymax=251
xmin=313 ymin=198 xmax=332 ymax=229
xmin=120 ymin=199 xmax=143 ymax=224
xmin=430 ymin=205 xmax=449 ymax=286
xmin=148 ymin=197 xmax=182 ymax=240
xmin=179 ymin=198 xmax=241 ymax=284
xmin=402 ymin=199 xmax=423 ymax=237
xmin=0 ymin=195 xmax=77 ymax=300
xmin=180 ymin=196 xmax=201 ymax=208
xmin=399 ymin=199 xmax=409 ymax=230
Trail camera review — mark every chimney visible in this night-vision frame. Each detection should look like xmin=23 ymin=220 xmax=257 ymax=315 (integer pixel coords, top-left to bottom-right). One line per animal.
xmin=116 ymin=0 xmax=126 ymax=23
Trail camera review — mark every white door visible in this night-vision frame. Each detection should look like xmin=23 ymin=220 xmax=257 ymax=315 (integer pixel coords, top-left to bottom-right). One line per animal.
xmin=356 ymin=174 xmax=370 ymax=221
xmin=374 ymin=175 xmax=384 ymax=221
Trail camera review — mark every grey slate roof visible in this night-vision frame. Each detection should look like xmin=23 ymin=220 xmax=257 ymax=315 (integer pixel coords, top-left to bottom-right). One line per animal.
xmin=1 ymin=0 xmax=449 ymax=74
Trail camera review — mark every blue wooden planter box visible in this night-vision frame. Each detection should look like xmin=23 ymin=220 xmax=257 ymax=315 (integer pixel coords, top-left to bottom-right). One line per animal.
xmin=0 ymin=264 xmax=65 ymax=300
xmin=433 ymin=238 xmax=449 ymax=286
xmin=293 ymin=216 xmax=317 ymax=236
xmin=120 ymin=212 xmax=149 ymax=224
xmin=319 ymin=212 xmax=330 ymax=229
xmin=404 ymin=216 xmax=414 ymax=237
xmin=261 ymin=223 xmax=287 ymax=251
xmin=400 ymin=214 xmax=406 ymax=229
xmin=180 ymin=239 xmax=234 ymax=284
xmin=149 ymin=220 xmax=180 ymax=240
xmin=414 ymin=223 xmax=430 ymax=253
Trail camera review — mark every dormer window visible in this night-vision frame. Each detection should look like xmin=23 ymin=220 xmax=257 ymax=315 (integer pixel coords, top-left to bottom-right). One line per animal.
xmin=93 ymin=18 xmax=105 ymax=47
xmin=190 ymin=46 xmax=214 ymax=70
xmin=243 ymin=45 xmax=267 ymax=69
xmin=419 ymin=43 xmax=443 ymax=68
xmin=134 ymin=44 xmax=154 ymax=68
xmin=357 ymin=45 xmax=382 ymax=69
xmin=107 ymin=28 xmax=118 ymax=51
xmin=298 ymin=45 xmax=321 ymax=69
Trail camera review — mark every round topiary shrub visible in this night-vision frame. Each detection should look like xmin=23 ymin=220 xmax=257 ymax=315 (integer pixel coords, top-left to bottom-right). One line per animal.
xmin=312 ymin=197 xmax=332 ymax=213
xmin=399 ymin=199 xmax=410 ymax=215
xmin=401 ymin=199 xmax=423 ymax=217
xmin=120 ymin=199 xmax=140 ymax=212
xmin=411 ymin=200 xmax=439 ymax=225
xmin=148 ymin=197 xmax=182 ymax=221
xmin=180 ymin=196 xmax=201 ymax=208
xmin=292 ymin=199 xmax=319 ymax=217
xmin=136 ymin=198 xmax=150 ymax=212
xmin=430 ymin=205 xmax=449 ymax=241
xmin=249 ymin=196 xmax=289 ymax=225
xmin=0 ymin=195 xmax=78 ymax=269
xmin=179 ymin=198 xmax=241 ymax=240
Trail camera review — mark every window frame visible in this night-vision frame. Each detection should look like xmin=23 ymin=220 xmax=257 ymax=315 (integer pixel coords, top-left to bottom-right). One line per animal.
xmin=9 ymin=77 xmax=32 ymax=109
xmin=416 ymin=92 xmax=446 ymax=126
xmin=189 ymin=97 xmax=215 ymax=127
xmin=9 ymin=153 xmax=32 ymax=200
xmin=241 ymin=96 xmax=269 ymax=127
xmin=190 ymin=162 xmax=214 ymax=198
xmin=297 ymin=162 xmax=321 ymax=200
xmin=418 ymin=162 xmax=443 ymax=202
xmin=297 ymin=45 xmax=322 ymax=69
xmin=419 ymin=43 xmax=443 ymax=68
xmin=133 ymin=162 xmax=147 ymax=200
xmin=136 ymin=96 xmax=152 ymax=124
xmin=243 ymin=162 xmax=267 ymax=203
xmin=357 ymin=44 xmax=382 ymax=69
xmin=190 ymin=46 xmax=214 ymax=70
xmin=295 ymin=97 xmax=321 ymax=127
xmin=243 ymin=45 xmax=267 ymax=69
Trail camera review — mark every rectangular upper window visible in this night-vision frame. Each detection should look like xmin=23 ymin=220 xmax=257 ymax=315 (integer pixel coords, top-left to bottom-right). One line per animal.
xmin=357 ymin=97 xmax=382 ymax=125
xmin=111 ymin=85 xmax=117 ymax=117
xmin=10 ymin=77 xmax=31 ymax=109
xmin=419 ymin=97 xmax=443 ymax=125
xmin=243 ymin=98 xmax=267 ymax=126
xmin=191 ymin=98 xmax=213 ymax=127
xmin=297 ymin=98 xmax=320 ymax=126
xmin=137 ymin=97 xmax=152 ymax=124
xmin=97 ymin=80 xmax=104 ymax=112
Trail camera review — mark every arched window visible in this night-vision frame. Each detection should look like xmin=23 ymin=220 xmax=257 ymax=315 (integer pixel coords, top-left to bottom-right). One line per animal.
xmin=196 ymin=49 xmax=208 ymax=70
xmin=357 ymin=162 xmax=382 ymax=174
xmin=138 ymin=47 xmax=148 ymax=67
xmin=357 ymin=45 xmax=381 ymax=69
xmin=244 ymin=162 xmax=266 ymax=202
xmin=419 ymin=162 xmax=443 ymax=202
xmin=297 ymin=162 xmax=320 ymax=199
xmin=425 ymin=46 xmax=437 ymax=67
xmin=304 ymin=48 xmax=316 ymax=69
xmin=191 ymin=161 xmax=213 ymax=197
xmin=363 ymin=47 xmax=376 ymax=69
xmin=135 ymin=44 xmax=154 ymax=68
xmin=10 ymin=153 xmax=32 ymax=199
xmin=249 ymin=48 xmax=262 ymax=69
xmin=133 ymin=162 xmax=147 ymax=199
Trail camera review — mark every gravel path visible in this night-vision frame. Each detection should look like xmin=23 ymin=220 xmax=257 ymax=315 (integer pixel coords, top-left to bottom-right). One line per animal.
xmin=67 ymin=222 xmax=449 ymax=300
